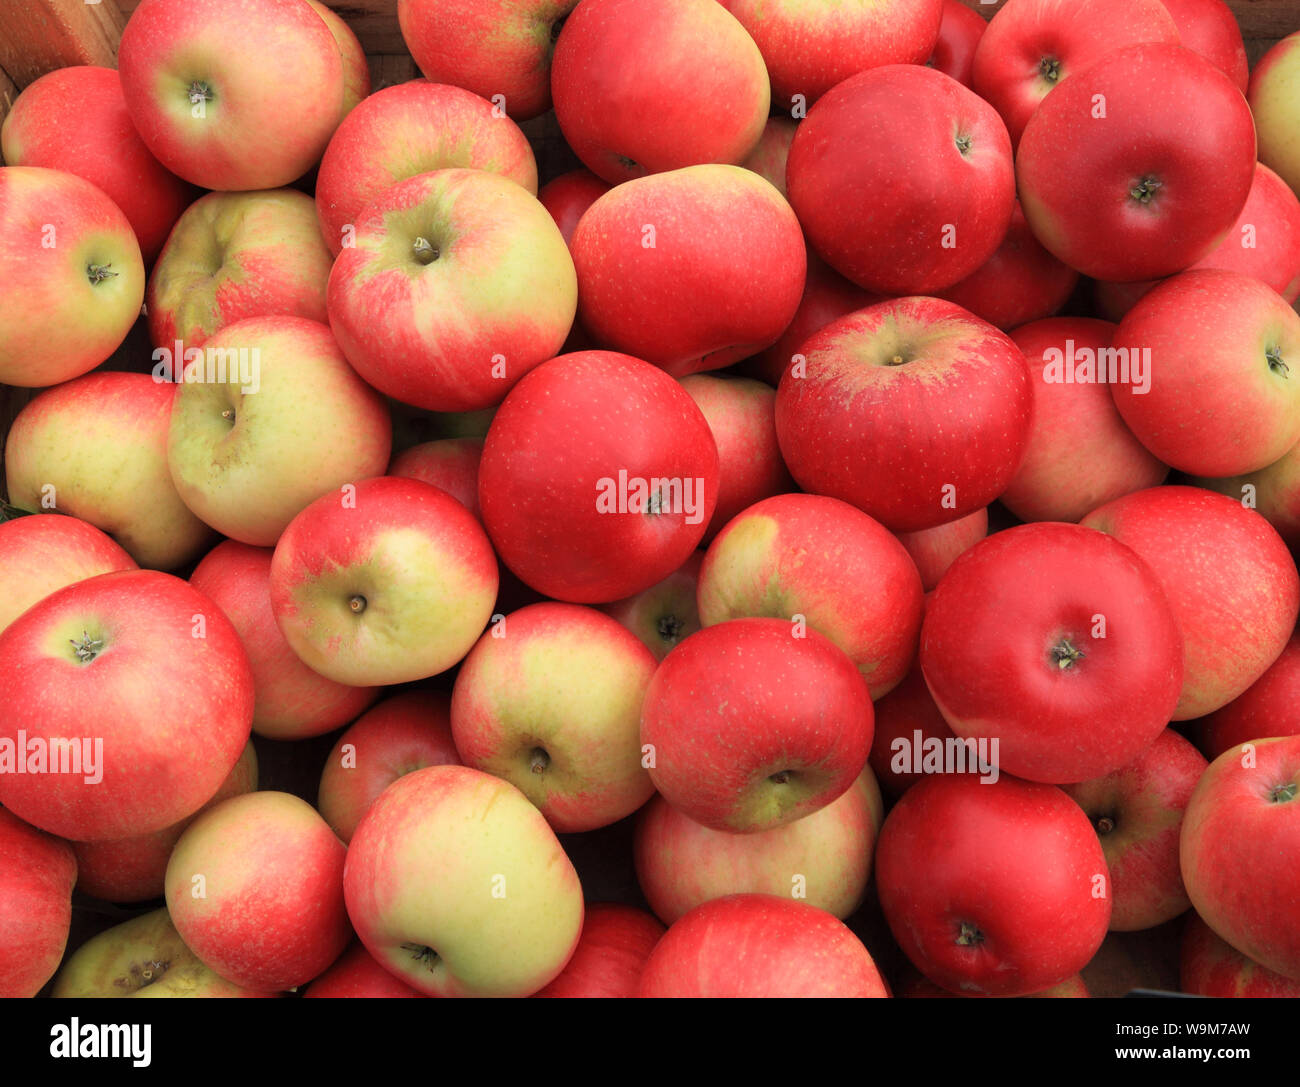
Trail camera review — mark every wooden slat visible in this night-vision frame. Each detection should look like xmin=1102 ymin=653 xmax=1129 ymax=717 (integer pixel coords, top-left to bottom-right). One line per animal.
xmin=0 ymin=0 xmax=125 ymax=89
xmin=366 ymin=52 xmax=417 ymax=91
xmin=0 ymin=65 xmax=18 ymax=130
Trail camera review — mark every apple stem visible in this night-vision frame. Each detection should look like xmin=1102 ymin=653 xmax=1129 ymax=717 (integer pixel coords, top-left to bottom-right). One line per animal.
xmin=348 ymin=594 xmax=367 ymax=615
xmin=769 ymin=770 xmax=792 ymax=785
xmin=1267 ymin=346 xmax=1289 ymax=377
xmin=400 ymin=943 xmax=439 ymax=970
xmin=412 ymin=237 xmax=440 ymax=265
xmin=530 ymin=747 xmax=550 ymax=774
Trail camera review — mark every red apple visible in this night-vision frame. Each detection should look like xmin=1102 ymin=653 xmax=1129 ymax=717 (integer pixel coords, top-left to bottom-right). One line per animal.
xmin=894 ymin=508 xmax=988 ymax=591
xmin=307 ymin=0 xmax=371 ymax=115
xmin=303 ymin=941 xmax=427 ymax=998
xmin=868 ymin=660 xmax=958 ymax=800
xmin=533 ymin=904 xmax=665 ymax=998
xmin=0 ymin=806 xmax=76 ymax=997
xmin=899 ymin=969 xmax=1090 ymax=998
xmin=537 ymin=167 xmax=610 ymax=246
xmin=1180 ymin=912 xmax=1300 ymax=997
xmin=600 ymin=551 xmax=703 ymax=661
xmin=1199 ymin=632 xmax=1300 ymax=761
xmin=388 ymin=438 xmax=483 ymax=521
xmin=1157 ymin=0 xmax=1248 ymax=91
xmin=1190 ymin=440 xmax=1300 ymax=553
xmin=928 ymin=0 xmax=987 ymax=87
xmin=738 ymin=117 xmax=797 ymax=197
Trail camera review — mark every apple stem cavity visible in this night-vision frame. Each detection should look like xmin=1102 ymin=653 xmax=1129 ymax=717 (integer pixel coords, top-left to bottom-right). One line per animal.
xmin=412 ymin=237 xmax=440 ymax=265
xmin=86 ymin=263 xmax=118 ymax=285
xmin=1129 ymin=176 xmax=1163 ymax=206
xmin=1267 ymin=345 xmax=1289 ymax=377
xmin=1050 ymin=638 xmax=1085 ymax=670
xmin=955 ymin=920 xmax=985 ymax=947
xmin=69 ymin=631 xmax=104 ymax=664
xmin=530 ymin=747 xmax=550 ymax=774
xmin=1270 ymin=782 xmax=1297 ymax=804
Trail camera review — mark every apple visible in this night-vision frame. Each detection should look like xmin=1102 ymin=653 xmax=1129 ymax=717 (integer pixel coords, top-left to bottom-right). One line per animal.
xmin=775 ymin=296 xmax=1032 ymax=533
xmin=1190 ymin=439 xmax=1300 ymax=553
xmin=5 ymin=372 xmax=213 ymax=570
xmin=388 ymin=438 xmax=483 ymax=521
xmin=634 ymin=766 xmax=883 ymax=925
xmin=0 ymin=569 xmax=253 ymax=840
xmin=1181 ymin=735 xmax=1300 ymax=981
xmin=999 ymin=317 xmax=1168 ymax=523
xmin=327 ymin=168 xmax=575 ymax=413
xmin=0 ymin=806 xmax=76 ymax=997
xmin=1060 ymin=729 xmax=1207 ymax=931
xmin=697 ymin=494 xmax=924 ymax=698
xmin=600 ymin=551 xmax=703 ymax=661
xmin=1081 ymin=486 xmax=1300 ymax=719
xmin=534 ymin=903 xmax=665 ymax=998
xmin=0 ymin=66 xmax=193 ymax=262
xmin=167 ymin=316 xmax=393 ymax=546
xmin=786 ymin=64 xmax=1014 ymax=295
xmin=190 ymin=541 xmax=377 ymax=740
xmin=303 ymin=942 xmax=427 ymax=998
xmin=719 ymin=0 xmax=943 ymax=106
xmin=452 ymin=602 xmax=656 ymax=832
xmin=72 ymin=740 xmax=257 ymax=904
xmin=478 ymin=350 xmax=719 ymax=603
xmin=971 ymin=0 xmax=1179 ymax=147
xmin=315 ymin=81 xmax=539 ymax=256
xmin=398 ymin=0 xmax=580 ymax=121
xmin=1249 ymin=31 xmax=1300 ymax=199
xmin=117 ymin=0 xmax=345 ymax=191
xmin=679 ymin=374 xmax=796 ymax=542
xmin=166 ymin=791 xmax=350 ymax=992
xmin=0 ymin=166 xmax=144 ymax=388
xmin=921 ymin=522 xmax=1184 ymax=783
xmin=894 ymin=508 xmax=988 ymax=592
xmin=899 ymin=969 xmax=1090 ymax=998
xmin=537 ymin=167 xmax=610 ymax=246
xmin=0 ymin=514 xmax=136 ymax=636
xmin=1111 ymin=270 xmax=1300 ymax=478
xmin=867 ymin=658 xmax=959 ymax=801
xmin=306 ymin=0 xmax=371 ymax=115
xmin=52 ymin=908 xmax=276 ymax=998
xmin=1159 ymin=0 xmax=1248 ymax=91
xmin=927 ymin=0 xmax=987 ymax=87
xmin=344 ymin=764 xmax=585 ymax=997
xmin=571 ymin=164 xmax=806 ymax=376
xmin=1180 ymin=912 xmax=1300 ymax=998
xmin=640 ymin=617 xmax=874 ymax=833
xmin=1199 ymin=632 xmax=1300 ymax=760
xmin=147 ymin=189 xmax=334 ymax=349
xmin=1016 ymin=44 xmax=1256 ymax=282
xmin=318 ymin=690 xmax=462 ymax=843
xmin=877 ymin=774 xmax=1111 ymax=996
xmin=934 ymin=201 xmax=1079 ymax=331
xmin=638 ymin=894 xmax=889 ymax=998
xmin=270 ymin=476 xmax=499 ymax=687
xmin=738 ymin=117 xmax=798 ymax=197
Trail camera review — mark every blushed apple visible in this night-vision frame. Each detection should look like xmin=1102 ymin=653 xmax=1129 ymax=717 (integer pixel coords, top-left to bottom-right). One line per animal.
xmin=894 ymin=508 xmax=988 ymax=591
xmin=388 ymin=438 xmax=483 ymax=521
xmin=600 ymin=551 xmax=703 ymax=661
xmin=534 ymin=903 xmax=665 ymax=998
xmin=0 ymin=806 xmax=76 ymax=997
xmin=1199 ymin=632 xmax=1300 ymax=760
xmin=1249 ymin=31 xmax=1300 ymax=199
xmin=1158 ymin=0 xmax=1248 ymax=91
xmin=306 ymin=0 xmax=370 ymax=115
xmin=303 ymin=942 xmax=426 ymax=998
xmin=1181 ymin=912 xmax=1300 ymax=997
xmin=928 ymin=0 xmax=987 ymax=87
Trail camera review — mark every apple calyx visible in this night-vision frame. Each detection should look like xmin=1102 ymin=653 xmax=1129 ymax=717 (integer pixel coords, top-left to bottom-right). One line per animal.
xmin=954 ymin=133 xmax=973 ymax=158
xmin=69 ymin=630 xmax=105 ymax=663
xmin=188 ymin=81 xmax=213 ymax=107
xmin=400 ymin=942 xmax=439 ymax=970
xmin=657 ymin=614 xmax=684 ymax=646
xmin=1270 ymin=782 xmax=1298 ymax=804
xmin=1128 ymin=176 xmax=1163 ymax=206
xmin=1038 ymin=56 xmax=1062 ymax=85
xmin=955 ymin=920 xmax=985 ymax=947
xmin=86 ymin=263 xmax=118 ymax=285
xmin=347 ymin=594 xmax=367 ymax=615
xmin=1049 ymin=638 xmax=1084 ymax=670
xmin=529 ymin=747 xmax=551 ymax=774
xmin=412 ymin=237 xmax=440 ymax=265
xmin=119 ymin=958 xmax=171 ymax=992
xmin=1267 ymin=345 xmax=1289 ymax=378
xmin=616 ymin=154 xmax=638 ymax=173
xmin=769 ymin=769 xmax=793 ymax=785
xmin=221 ymin=407 xmax=236 ymax=425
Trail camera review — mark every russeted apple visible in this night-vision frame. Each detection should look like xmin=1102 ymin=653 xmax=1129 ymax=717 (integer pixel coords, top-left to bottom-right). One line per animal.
xmin=0 ymin=807 xmax=76 ymax=998
xmin=533 ymin=904 xmax=665 ymax=998
xmin=451 ymin=602 xmax=657 ymax=832
xmin=640 ymin=618 xmax=874 ymax=833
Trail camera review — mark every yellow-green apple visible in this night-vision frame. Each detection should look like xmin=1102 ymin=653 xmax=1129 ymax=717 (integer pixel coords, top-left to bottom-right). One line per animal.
xmin=315 ymin=81 xmax=538 ymax=256
xmin=1249 ymin=31 xmax=1300 ymax=199
xmin=1000 ymin=318 xmax=1168 ymax=523
xmin=73 ymin=740 xmax=257 ymax=903
xmin=1180 ymin=912 xmax=1300 ymax=997
xmin=1181 ymin=736 xmax=1300 ymax=980
xmin=166 ymin=791 xmax=350 ymax=991
xmin=117 ymin=0 xmax=345 ymax=191
xmin=190 ymin=541 xmax=377 ymax=740
xmin=5 ymin=372 xmax=213 ymax=569
xmin=738 ymin=117 xmax=797 ymax=197
xmin=52 ymin=908 xmax=277 ymax=998
xmin=971 ymin=0 xmax=1178 ymax=147
xmin=1198 ymin=632 xmax=1300 ymax=760
xmin=478 ymin=351 xmax=719 ymax=603
xmin=877 ymin=774 xmax=1111 ymax=996
xmin=147 ymin=189 xmax=333 ymax=349
xmin=388 ymin=438 xmax=483 ymax=521
xmin=533 ymin=903 xmax=664 ymax=998
xmin=451 ymin=602 xmax=656 ymax=832
xmin=318 ymin=691 xmax=462 ymax=843
xmin=1157 ymin=0 xmax=1247 ymax=91
xmin=550 ymin=0 xmax=769 ymax=184
xmin=894 ymin=507 xmax=988 ymax=591
xmin=306 ymin=0 xmax=371 ymax=115
xmin=398 ymin=0 xmax=580 ymax=120
xmin=641 ymin=617 xmax=874 ymax=832
xmin=775 ymin=297 xmax=1032 ymax=532
xmin=0 ymin=514 xmax=136 ymax=636
xmin=698 ymin=494 xmax=924 ymax=697
xmin=270 ymin=476 xmax=498 ymax=686
xmin=787 ymin=65 xmax=1014 ymax=295
xmin=327 ymin=168 xmax=575 ymax=412
xmin=0 ymin=166 xmax=144 ymax=388
xmin=928 ymin=0 xmax=986 ymax=87
xmin=867 ymin=659 xmax=959 ymax=800
xmin=0 ymin=806 xmax=76 ymax=997
xmin=600 ymin=551 xmax=702 ymax=661
xmin=303 ymin=941 xmax=426 ymax=998
xmin=1081 ymin=486 xmax=1300 ymax=719
xmin=1112 ymin=270 xmax=1300 ymax=477
xmin=0 ymin=67 xmax=192 ymax=262
xmin=635 ymin=766 xmax=883 ymax=925
xmin=1190 ymin=441 xmax=1300 ymax=552
xmin=679 ymin=374 xmax=795 ymax=542
xmin=719 ymin=0 xmax=942 ymax=106
xmin=343 ymin=764 xmax=585 ymax=997
xmin=1060 ymin=729 xmax=1206 ymax=931
xmin=1017 ymin=44 xmax=1256 ymax=282
xmin=0 ymin=570 xmax=253 ymax=840
xmin=638 ymin=894 xmax=889 ymax=997
xmin=571 ymin=165 xmax=806 ymax=376
xmin=935 ymin=201 xmax=1079 ymax=330
xmin=537 ymin=167 xmax=610 ymax=246
xmin=921 ymin=522 xmax=1183 ymax=783
xmin=167 ymin=316 xmax=393 ymax=545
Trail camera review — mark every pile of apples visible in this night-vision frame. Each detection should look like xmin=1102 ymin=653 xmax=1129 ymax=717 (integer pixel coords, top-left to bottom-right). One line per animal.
xmin=4 ymin=0 xmax=1300 ymax=1000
